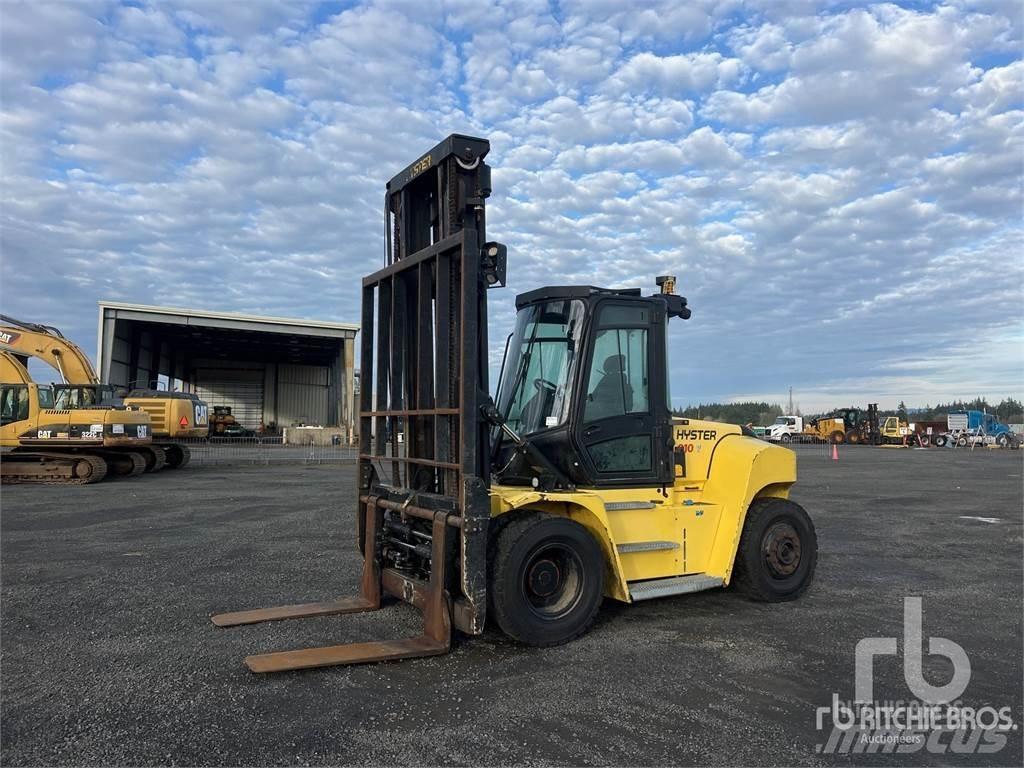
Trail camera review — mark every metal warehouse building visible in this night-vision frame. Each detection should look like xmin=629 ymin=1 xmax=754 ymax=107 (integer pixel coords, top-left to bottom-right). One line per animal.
xmin=96 ymin=302 xmax=358 ymax=438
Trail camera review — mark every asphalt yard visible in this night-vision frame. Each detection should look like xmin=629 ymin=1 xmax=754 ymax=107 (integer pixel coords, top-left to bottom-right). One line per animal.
xmin=1 ymin=446 xmax=1021 ymax=765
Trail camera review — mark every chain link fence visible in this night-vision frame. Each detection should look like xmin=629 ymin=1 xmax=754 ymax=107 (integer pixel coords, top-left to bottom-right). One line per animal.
xmin=176 ymin=436 xmax=358 ymax=465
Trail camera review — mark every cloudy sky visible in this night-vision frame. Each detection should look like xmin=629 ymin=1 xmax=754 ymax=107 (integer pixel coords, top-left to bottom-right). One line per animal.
xmin=1 ymin=0 xmax=1021 ymax=411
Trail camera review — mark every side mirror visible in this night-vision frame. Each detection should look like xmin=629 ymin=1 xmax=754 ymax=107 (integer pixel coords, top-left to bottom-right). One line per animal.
xmin=656 ymin=293 xmax=691 ymax=319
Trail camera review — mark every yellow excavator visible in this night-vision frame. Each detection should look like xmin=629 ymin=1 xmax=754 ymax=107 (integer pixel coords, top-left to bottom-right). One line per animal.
xmin=213 ymin=135 xmax=817 ymax=672
xmin=0 ymin=352 xmax=154 ymax=483
xmin=0 ymin=315 xmax=203 ymax=469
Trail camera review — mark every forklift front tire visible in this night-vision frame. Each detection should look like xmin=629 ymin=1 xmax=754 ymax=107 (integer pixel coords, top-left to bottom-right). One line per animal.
xmin=490 ymin=513 xmax=604 ymax=647
xmin=732 ymin=498 xmax=817 ymax=602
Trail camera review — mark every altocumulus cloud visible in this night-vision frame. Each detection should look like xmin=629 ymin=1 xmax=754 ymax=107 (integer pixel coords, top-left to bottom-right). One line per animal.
xmin=0 ymin=0 xmax=1021 ymax=410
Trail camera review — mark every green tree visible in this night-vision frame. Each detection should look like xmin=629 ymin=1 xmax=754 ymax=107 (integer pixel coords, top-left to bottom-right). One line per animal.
xmin=673 ymin=401 xmax=783 ymax=426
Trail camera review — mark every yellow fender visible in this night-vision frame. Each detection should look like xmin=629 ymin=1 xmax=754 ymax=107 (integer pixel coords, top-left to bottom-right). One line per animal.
xmin=701 ymin=435 xmax=796 ymax=583
xmin=490 ymin=488 xmax=632 ymax=601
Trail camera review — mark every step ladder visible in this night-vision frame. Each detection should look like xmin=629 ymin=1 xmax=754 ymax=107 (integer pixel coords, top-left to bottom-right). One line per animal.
xmin=628 ymin=574 xmax=724 ymax=602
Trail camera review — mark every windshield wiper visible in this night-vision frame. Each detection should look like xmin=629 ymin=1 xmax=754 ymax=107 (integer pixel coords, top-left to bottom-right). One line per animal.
xmin=482 ymin=399 xmax=575 ymax=492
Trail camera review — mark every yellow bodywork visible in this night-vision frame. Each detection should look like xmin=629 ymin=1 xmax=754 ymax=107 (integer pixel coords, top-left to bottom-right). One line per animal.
xmin=490 ymin=418 xmax=795 ymax=602
xmin=803 ymin=416 xmax=846 ymax=442
xmin=124 ymin=396 xmax=209 ymax=439
xmin=0 ymin=353 xmax=151 ymax=449
xmin=880 ymin=416 xmax=909 ymax=440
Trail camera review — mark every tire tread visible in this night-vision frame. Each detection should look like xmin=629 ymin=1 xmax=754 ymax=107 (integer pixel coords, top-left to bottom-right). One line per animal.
xmin=732 ymin=497 xmax=817 ymax=602
xmin=490 ymin=512 xmax=603 ymax=647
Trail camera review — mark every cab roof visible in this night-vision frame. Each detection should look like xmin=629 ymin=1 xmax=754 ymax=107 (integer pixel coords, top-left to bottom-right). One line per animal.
xmin=514 ymin=285 xmax=643 ymax=309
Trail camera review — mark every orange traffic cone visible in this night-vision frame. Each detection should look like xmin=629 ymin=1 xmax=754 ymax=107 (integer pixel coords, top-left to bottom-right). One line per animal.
xmin=831 ymin=442 xmax=839 ymax=461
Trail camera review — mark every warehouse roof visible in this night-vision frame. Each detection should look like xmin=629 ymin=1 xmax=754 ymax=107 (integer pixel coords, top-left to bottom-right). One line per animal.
xmin=97 ymin=301 xmax=359 ymax=371
xmin=97 ymin=301 xmax=358 ymax=338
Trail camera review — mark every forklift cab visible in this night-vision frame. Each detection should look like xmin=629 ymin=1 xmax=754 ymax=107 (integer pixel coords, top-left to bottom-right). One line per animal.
xmin=493 ymin=283 xmax=689 ymax=489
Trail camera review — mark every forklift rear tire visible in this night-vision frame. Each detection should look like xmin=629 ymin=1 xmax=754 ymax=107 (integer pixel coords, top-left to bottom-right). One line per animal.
xmin=732 ymin=498 xmax=817 ymax=602
xmin=490 ymin=513 xmax=603 ymax=647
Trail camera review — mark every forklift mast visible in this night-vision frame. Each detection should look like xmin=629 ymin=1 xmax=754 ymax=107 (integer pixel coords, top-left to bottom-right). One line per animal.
xmin=359 ymin=134 xmax=506 ymax=635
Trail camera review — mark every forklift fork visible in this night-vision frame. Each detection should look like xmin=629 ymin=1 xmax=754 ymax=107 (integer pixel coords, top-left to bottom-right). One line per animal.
xmin=211 ymin=499 xmax=452 ymax=673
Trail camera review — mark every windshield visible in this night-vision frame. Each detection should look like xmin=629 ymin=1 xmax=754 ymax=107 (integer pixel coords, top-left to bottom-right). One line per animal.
xmin=495 ymin=299 xmax=585 ymax=435
xmin=37 ymin=385 xmax=54 ymax=409
xmin=54 ymin=385 xmax=115 ymax=409
xmin=774 ymin=417 xmax=788 ymax=425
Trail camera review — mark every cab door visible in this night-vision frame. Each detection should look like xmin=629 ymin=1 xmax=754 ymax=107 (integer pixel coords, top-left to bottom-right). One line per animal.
xmin=574 ymin=299 xmax=680 ymax=580
xmin=0 ymin=383 xmax=30 ymax=445
xmin=1 ymin=383 xmax=63 ymax=445
xmin=574 ymin=299 xmax=670 ymax=487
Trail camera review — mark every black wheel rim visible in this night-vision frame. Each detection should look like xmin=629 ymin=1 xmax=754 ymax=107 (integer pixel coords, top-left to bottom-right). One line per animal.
xmin=762 ymin=522 xmax=801 ymax=578
xmin=521 ymin=542 xmax=584 ymax=620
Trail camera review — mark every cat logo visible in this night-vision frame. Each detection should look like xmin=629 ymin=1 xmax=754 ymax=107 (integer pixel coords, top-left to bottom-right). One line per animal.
xmin=0 ymin=330 xmax=21 ymax=346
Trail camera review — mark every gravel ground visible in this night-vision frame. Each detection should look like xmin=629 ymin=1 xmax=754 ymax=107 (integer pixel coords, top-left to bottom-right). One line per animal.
xmin=1 ymin=447 xmax=1021 ymax=766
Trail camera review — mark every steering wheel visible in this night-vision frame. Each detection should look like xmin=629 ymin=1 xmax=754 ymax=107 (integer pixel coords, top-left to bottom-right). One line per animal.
xmin=533 ymin=378 xmax=557 ymax=394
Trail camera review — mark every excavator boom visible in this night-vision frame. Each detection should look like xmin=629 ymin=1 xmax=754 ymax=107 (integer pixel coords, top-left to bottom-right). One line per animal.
xmin=0 ymin=314 xmax=99 ymax=383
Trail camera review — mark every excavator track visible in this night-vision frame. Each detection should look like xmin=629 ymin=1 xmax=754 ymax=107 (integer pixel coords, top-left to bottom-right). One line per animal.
xmin=93 ymin=450 xmax=146 ymax=478
xmin=162 ymin=443 xmax=191 ymax=469
xmin=139 ymin=446 xmax=167 ymax=473
xmin=0 ymin=451 xmax=108 ymax=485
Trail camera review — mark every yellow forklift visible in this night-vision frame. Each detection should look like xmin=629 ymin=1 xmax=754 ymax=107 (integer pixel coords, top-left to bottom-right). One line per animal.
xmin=214 ymin=135 xmax=817 ymax=671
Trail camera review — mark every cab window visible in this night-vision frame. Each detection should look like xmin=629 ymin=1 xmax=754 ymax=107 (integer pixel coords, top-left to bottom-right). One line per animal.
xmin=580 ymin=303 xmax=653 ymax=475
xmin=584 ymin=310 xmax=649 ymax=424
xmin=37 ymin=386 xmax=54 ymax=409
xmin=1 ymin=385 xmax=30 ymax=426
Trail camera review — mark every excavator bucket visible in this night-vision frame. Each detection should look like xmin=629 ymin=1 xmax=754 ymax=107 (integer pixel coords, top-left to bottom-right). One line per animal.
xmin=212 ymin=135 xmax=503 ymax=671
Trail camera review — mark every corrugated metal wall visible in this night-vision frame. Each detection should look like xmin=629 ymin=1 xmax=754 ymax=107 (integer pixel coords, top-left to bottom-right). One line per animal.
xmin=277 ymin=364 xmax=329 ymax=426
xmin=194 ymin=367 xmax=265 ymax=429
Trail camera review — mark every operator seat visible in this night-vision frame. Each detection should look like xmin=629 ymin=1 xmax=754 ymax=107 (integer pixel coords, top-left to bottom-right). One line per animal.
xmin=589 ymin=354 xmax=633 ymax=420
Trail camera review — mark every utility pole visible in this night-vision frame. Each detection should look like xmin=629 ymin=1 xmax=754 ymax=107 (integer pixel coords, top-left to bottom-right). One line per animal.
xmin=788 ymin=387 xmax=793 ymax=414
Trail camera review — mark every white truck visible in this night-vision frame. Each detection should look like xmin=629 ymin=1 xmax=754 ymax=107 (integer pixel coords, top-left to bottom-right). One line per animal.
xmin=766 ymin=415 xmax=803 ymax=443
